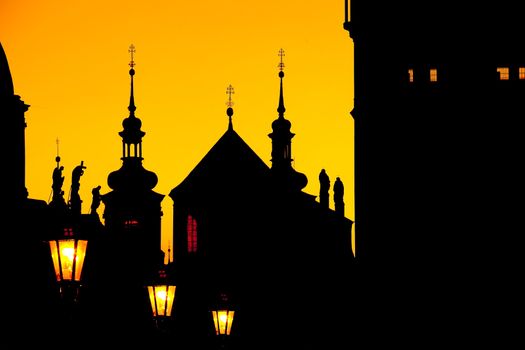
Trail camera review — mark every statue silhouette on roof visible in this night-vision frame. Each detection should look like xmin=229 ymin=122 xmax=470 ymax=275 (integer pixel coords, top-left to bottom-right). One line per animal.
xmin=50 ymin=159 xmax=66 ymax=209
xmin=69 ymin=161 xmax=86 ymax=216
xmin=334 ymin=177 xmax=345 ymax=216
xmin=90 ymin=185 xmax=102 ymax=216
xmin=319 ymin=169 xmax=330 ymax=208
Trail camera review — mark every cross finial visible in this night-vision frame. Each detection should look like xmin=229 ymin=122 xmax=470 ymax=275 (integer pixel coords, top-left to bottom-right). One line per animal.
xmin=128 ymin=44 xmax=136 ymax=68
xmin=278 ymin=48 xmax=285 ymax=72
xmin=226 ymin=84 xmax=235 ymax=130
xmin=226 ymin=84 xmax=235 ymax=108
xmin=55 ymin=137 xmax=61 ymax=164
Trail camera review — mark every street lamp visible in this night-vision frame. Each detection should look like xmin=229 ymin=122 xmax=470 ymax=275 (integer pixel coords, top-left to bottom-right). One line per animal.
xmin=211 ymin=293 xmax=235 ymax=336
xmin=48 ymin=226 xmax=88 ymax=302
xmin=147 ymin=268 xmax=176 ymax=329
xmin=212 ymin=309 xmax=235 ymax=336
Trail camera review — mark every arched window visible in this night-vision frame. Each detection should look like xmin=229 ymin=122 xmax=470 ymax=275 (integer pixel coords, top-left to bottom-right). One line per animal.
xmin=187 ymin=214 xmax=198 ymax=253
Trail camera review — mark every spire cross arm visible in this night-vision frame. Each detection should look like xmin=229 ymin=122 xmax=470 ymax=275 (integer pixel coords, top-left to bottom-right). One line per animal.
xmin=278 ymin=48 xmax=285 ymax=71
xmin=226 ymin=84 xmax=235 ymax=107
xmin=128 ymin=44 xmax=136 ymax=68
xmin=55 ymin=137 xmax=61 ymax=165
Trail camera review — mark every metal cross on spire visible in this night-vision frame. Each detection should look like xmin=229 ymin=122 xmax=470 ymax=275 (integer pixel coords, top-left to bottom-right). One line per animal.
xmin=128 ymin=44 xmax=136 ymax=68
xmin=226 ymin=84 xmax=235 ymax=130
xmin=226 ymin=84 xmax=235 ymax=107
xmin=55 ymin=137 xmax=61 ymax=164
xmin=278 ymin=48 xmax=285 ymax=72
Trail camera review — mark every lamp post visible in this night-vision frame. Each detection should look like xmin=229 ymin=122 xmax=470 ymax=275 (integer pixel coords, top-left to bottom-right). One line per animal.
xmin=48 ymin=226 xmax=88 ymax=304
xmin=147 ymin=267 xmax=176 ymax=331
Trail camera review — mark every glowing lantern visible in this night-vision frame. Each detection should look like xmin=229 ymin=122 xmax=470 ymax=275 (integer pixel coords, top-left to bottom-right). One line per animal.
xmin=212 ymin=293 xmax=235 ymax=336
xmin=147 ymin=268 xmax=176 ymax=326
xmin=48 ymin=226 xmax=88 ymax=302
xmin=212 ymin=309 xmax=235 ymax=336
xmin=148 ymin=284 xmax=176 ymax=317
xmin=49 ymin=239 xmax=87 ymax=283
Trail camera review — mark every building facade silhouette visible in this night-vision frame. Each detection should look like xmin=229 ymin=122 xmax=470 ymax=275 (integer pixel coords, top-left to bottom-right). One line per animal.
xmin=345 ymin=1 xmax=524 ymax=345
xmin=2 ymin=41 xmax=354 ymax=348
xmin=169 ymin=68 xmax=353 ymax=348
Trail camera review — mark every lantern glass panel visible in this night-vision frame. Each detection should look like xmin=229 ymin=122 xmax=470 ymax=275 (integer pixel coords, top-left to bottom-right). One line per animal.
xmin=49 ymin=241 xmax=61 ymax=281
xmin=74 ymin=240 xmax=87 ymax=281
xmin=213 ymin=310 xmax=234 ymax=335
xmin=59 ymin=239 xmax=75 ymax=280
xmin=148 ymin=285 xmax=176 ymax=317
xmin=49 ymin=239 xmax=87 ymax=282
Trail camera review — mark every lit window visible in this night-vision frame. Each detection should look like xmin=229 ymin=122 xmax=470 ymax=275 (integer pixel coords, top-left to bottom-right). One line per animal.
xmin=124 ymin=218 xmax=139 ymax=229
xmin=64 ymin=227 xmax=73 ymax=237
xmin=187 ymin=214 xmax=198 ymax=253
xmin=519 ymin=67 xmax=525 ymax=80
xmin=430 ymin=68 xmax=438 ymax=82
xmin=408 ymin=68 xmax=414 ymax=83
xmin=497 ymin=67 xmax=509 ymax=80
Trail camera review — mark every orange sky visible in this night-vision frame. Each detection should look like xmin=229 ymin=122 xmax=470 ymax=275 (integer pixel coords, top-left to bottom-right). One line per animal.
xmin=1 ymin=0 xmax=354 ymax=260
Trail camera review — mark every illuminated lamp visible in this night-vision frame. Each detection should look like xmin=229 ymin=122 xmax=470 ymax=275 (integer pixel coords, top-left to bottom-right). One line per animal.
xmin=212 ymin=293 xmax=235 ymax=336
xmin=48 ymin=226 xmax=88 ymax=302
xmin=147 ymin=268 xmax=176 ymax=328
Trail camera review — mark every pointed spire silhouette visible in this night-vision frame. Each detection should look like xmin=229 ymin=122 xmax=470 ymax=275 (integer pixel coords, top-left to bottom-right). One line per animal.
xmin=226 ymin=84 xmax=235 ymax=130
xmin=108 ymin=44 xmax=157 ymax=191
xmin=118 ymin=44 xmax=145 ymax=157
xmin=128 ymin=44 xmax=136 ymax=116
xmin=268 ymin=49 xmax=307 ymax=191
xmin=277 ymin=48 xmax=286 ymax=117
xmin=269 ymin=48 xmax=293 ymax=170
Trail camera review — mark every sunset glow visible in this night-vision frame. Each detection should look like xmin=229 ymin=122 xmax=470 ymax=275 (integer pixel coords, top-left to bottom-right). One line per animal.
xmin=1 ymin=0 xmax=354 ymax=260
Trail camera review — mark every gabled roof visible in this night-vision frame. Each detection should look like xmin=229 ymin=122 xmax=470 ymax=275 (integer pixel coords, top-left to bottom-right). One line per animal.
xmin=170 ymin=128 xmax=270 ymax=199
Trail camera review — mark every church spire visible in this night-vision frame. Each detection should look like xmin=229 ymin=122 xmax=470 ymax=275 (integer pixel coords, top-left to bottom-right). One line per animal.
xmin=277 ymin=48 xmax=286 ymax=117
xmin=107 ymin=44 xmax=158 ymax=191
xmin=128 ymin=44 xmax=136 ymax=116
xmin=118 ymin=44 xmax=145 ymax=160
xmin=0 ymin=42 xmax=15 ymax=96
xmin=268 ymin=49 xmax=307 ymax=191
xmin=269 ymin=48 xmax=294 ymax=171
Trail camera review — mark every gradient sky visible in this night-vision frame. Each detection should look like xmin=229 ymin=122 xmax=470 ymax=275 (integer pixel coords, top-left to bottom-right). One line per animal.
xmin=1 ymin=0 xmax=354 ymax=260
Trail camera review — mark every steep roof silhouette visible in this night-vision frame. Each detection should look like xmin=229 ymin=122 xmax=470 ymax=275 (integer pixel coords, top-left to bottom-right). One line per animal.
xmin=0 ymin=42 xmax=15 ymax=96
xmin=170 ymin=124 xmax=270 ymax=199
